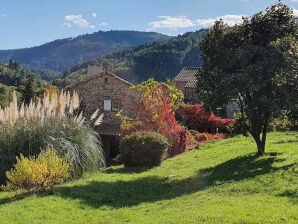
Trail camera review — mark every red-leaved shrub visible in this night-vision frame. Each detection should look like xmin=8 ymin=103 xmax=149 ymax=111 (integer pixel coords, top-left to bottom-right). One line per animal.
xmin=120 ymin=84 xmax=191 ymax=156
xmin=176 ymin=104 xmax=234 ymax=133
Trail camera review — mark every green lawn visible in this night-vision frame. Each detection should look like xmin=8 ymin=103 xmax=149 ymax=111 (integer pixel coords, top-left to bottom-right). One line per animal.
xmin=0 ymin=132 xmax=297 ymax=224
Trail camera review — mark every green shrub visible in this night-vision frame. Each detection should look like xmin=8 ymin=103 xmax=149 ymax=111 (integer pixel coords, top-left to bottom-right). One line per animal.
xmin=269 ymin=113 xmax=298 ymax=131
xmin=120 ymin=132 xmax=169 ymax=167
xmin=4 ymin=149 xmax=70 ymax=192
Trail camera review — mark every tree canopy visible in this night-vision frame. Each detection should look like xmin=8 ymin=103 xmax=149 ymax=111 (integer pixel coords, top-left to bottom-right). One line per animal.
xmin=197 ymin=3 xmax=298 ymax=155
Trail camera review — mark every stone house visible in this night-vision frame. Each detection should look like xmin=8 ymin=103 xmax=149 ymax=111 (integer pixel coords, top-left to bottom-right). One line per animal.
xmin=174 ymin=67 xmax=201 ymax=104
xmin=65 ymin=69 xmax=136 ymax=162
xmin=174 ymin=67 xmax=239 ymax=118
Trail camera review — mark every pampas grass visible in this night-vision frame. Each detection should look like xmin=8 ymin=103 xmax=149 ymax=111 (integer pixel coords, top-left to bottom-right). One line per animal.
xmin=0 ymin=91 xmax=105 ymax=184
xmin=0 ymin=91 xmax=80 ymax=125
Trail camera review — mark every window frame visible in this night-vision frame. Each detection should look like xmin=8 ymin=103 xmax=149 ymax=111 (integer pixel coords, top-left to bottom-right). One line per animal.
xmin=103 ymin=99 xmax=112 ymax=111
xmin=112 ymin=100 xmax=120 ymax=111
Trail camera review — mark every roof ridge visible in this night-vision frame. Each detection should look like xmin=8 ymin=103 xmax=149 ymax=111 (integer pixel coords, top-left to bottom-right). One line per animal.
xmin=105 ymin=71 xmax=133 ymax=86
xmin=65 ymin=71 xmax=133 ymax=89
xmin=183 ymin=67 xmax=200 ymax=70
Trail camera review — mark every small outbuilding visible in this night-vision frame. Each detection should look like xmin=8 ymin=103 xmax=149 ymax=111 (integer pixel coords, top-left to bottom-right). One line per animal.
xmin=174 ymin=67 xmax=201 ymax=104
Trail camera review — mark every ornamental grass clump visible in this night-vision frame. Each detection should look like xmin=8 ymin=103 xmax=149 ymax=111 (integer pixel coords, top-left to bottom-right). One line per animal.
xmin=0 ymin=90 xmax=105 ymax=184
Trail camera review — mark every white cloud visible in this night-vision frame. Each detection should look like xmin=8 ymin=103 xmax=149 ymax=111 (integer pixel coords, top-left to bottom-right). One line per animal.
xmin=293 ymin=8 xmax=298 ymax=17
xmin=148 ymin=14 xmax=245 ymax=30
xmin=149 ymin=16 xmax=196 ymax=30
xmin=92 ymin=12 xmax=97 ymax=17
xmin=197 ymin=15 xmax=244 ymax=27
xmin=64 ymin=14 xmax=95 ymax=29
xmin=99 ymin=22 xmax=108 ymax=26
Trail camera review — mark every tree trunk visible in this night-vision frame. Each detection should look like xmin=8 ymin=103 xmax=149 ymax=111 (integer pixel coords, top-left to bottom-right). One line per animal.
xmin=257 ymin=142 xmax=265 ymax=156
xmin=259 ymin=113 xmax=270 ymax=156
xmin=252 ymin=113 xmax=270 ymax=156
xmin=254 ymin=135 xmax=265 ymax=156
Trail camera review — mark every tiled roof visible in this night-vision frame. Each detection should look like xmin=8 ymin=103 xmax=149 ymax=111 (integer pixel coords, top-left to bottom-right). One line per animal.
xmin=95 ymin=123 xmax=120 ymax=136
xmin=174 ymin=67 xmax=200 ymax=88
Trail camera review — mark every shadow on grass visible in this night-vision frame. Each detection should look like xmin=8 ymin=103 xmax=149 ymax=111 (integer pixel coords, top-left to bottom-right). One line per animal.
xmin=197 ymin=153 xmax=286 ymax=184
xmin=0 ymin=191 xmax=51 ymax=205
xmin=273 ymin=138 xmax=298 ymax=144
xmin=54 ymin=153 xmax=295 ymax=208
xmin=278 ymin=190 xmax=298 ymax=204
xmin=103 ymin=166 xmax=151 ymax=174
xmin=1 ymin=153 xmax=296 ymax=208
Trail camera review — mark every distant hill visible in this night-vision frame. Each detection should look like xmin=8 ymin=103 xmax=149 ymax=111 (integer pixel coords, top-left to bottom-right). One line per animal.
xmin=59 ymin=30 xmax=206 ymax=86
xmin=0 ymin=31 xmax=170 ymax=72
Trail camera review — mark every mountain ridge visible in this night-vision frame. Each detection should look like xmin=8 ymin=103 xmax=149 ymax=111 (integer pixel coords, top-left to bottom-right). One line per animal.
xmin=0 ymin=30 xmax=171 ymax=72
xmin=58 ymin=29 xmax=206 ymax=86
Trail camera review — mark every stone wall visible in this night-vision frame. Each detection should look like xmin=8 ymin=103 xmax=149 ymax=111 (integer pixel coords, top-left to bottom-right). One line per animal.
xmin=174 ymin=81 xmax=200 ymax=104
xmin=66 ymin=71 xmax=136 ymax=124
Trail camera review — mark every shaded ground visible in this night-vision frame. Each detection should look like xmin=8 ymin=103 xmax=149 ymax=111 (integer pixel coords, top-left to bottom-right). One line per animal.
xmin=54 ymin=153 xmax=296 ymax=208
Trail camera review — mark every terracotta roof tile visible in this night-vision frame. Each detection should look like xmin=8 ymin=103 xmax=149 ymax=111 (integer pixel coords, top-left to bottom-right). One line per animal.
xmin=95 ymin=123 xmax=120 ymax=136
xmin=174 ymin=67 xmax=200 ymax=88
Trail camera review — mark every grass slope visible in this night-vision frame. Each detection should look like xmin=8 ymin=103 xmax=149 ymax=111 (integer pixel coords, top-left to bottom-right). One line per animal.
xmin=0 ymin=132 xmax=297 ymax=224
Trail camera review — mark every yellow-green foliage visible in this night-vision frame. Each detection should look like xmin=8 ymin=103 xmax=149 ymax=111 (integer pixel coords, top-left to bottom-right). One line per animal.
xmin=131 ymin=78 xmax=184 ymax=108
xmin=269 ymin=113 xmax=297 ymax=131
xmin=5 ymin=149 xmax=70 ymax=191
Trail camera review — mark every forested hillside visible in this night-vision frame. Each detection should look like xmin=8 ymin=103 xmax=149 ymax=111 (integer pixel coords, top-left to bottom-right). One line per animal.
xmin=0 ymin=31 xmax=170 ymax=72
xmin=58 ymin=29 xmax=206 ymax=86
xmin=0 ymin=61 xmax=46 ymax=107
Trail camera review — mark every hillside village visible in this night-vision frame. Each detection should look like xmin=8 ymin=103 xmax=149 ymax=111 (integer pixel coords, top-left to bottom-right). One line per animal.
xmin=0 ymin=2 xmax=297 ymax=224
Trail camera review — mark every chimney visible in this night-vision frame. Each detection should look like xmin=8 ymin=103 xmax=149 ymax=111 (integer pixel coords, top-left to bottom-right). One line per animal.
xmin=87 ymin=64 xmax=104 ymax=77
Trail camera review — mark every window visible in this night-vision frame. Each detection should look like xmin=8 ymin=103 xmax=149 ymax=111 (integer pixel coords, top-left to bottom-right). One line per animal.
xmin=104 ymin=78 xmax=108 ymax=84
xmin=112 ymin=100 xmax=120 ymax=111
xmin=103 ymin=100 xmax=111 ymax=111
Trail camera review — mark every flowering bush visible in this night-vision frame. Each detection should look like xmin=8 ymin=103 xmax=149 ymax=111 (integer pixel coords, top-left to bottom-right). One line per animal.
xmin=176 ymin=104 xmax=234 ymax=133
xmin=5 ymin=149 xmax=70 ymax=192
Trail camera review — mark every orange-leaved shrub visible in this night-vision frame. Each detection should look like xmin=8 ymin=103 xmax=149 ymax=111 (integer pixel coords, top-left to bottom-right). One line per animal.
xmin=190 ymin=130 xmax=226 ymax=143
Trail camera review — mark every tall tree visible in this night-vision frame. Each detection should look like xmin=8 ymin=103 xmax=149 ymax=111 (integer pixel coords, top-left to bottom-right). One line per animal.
xmin=197 ymin=3 xmax=298 ymax=155
xmin=20 ymin=76 xmax=37 ymax=104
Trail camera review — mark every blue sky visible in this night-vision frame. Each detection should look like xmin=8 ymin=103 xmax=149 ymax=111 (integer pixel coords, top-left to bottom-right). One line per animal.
xmin=0 ymin=0 xmax=297 ymax=49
